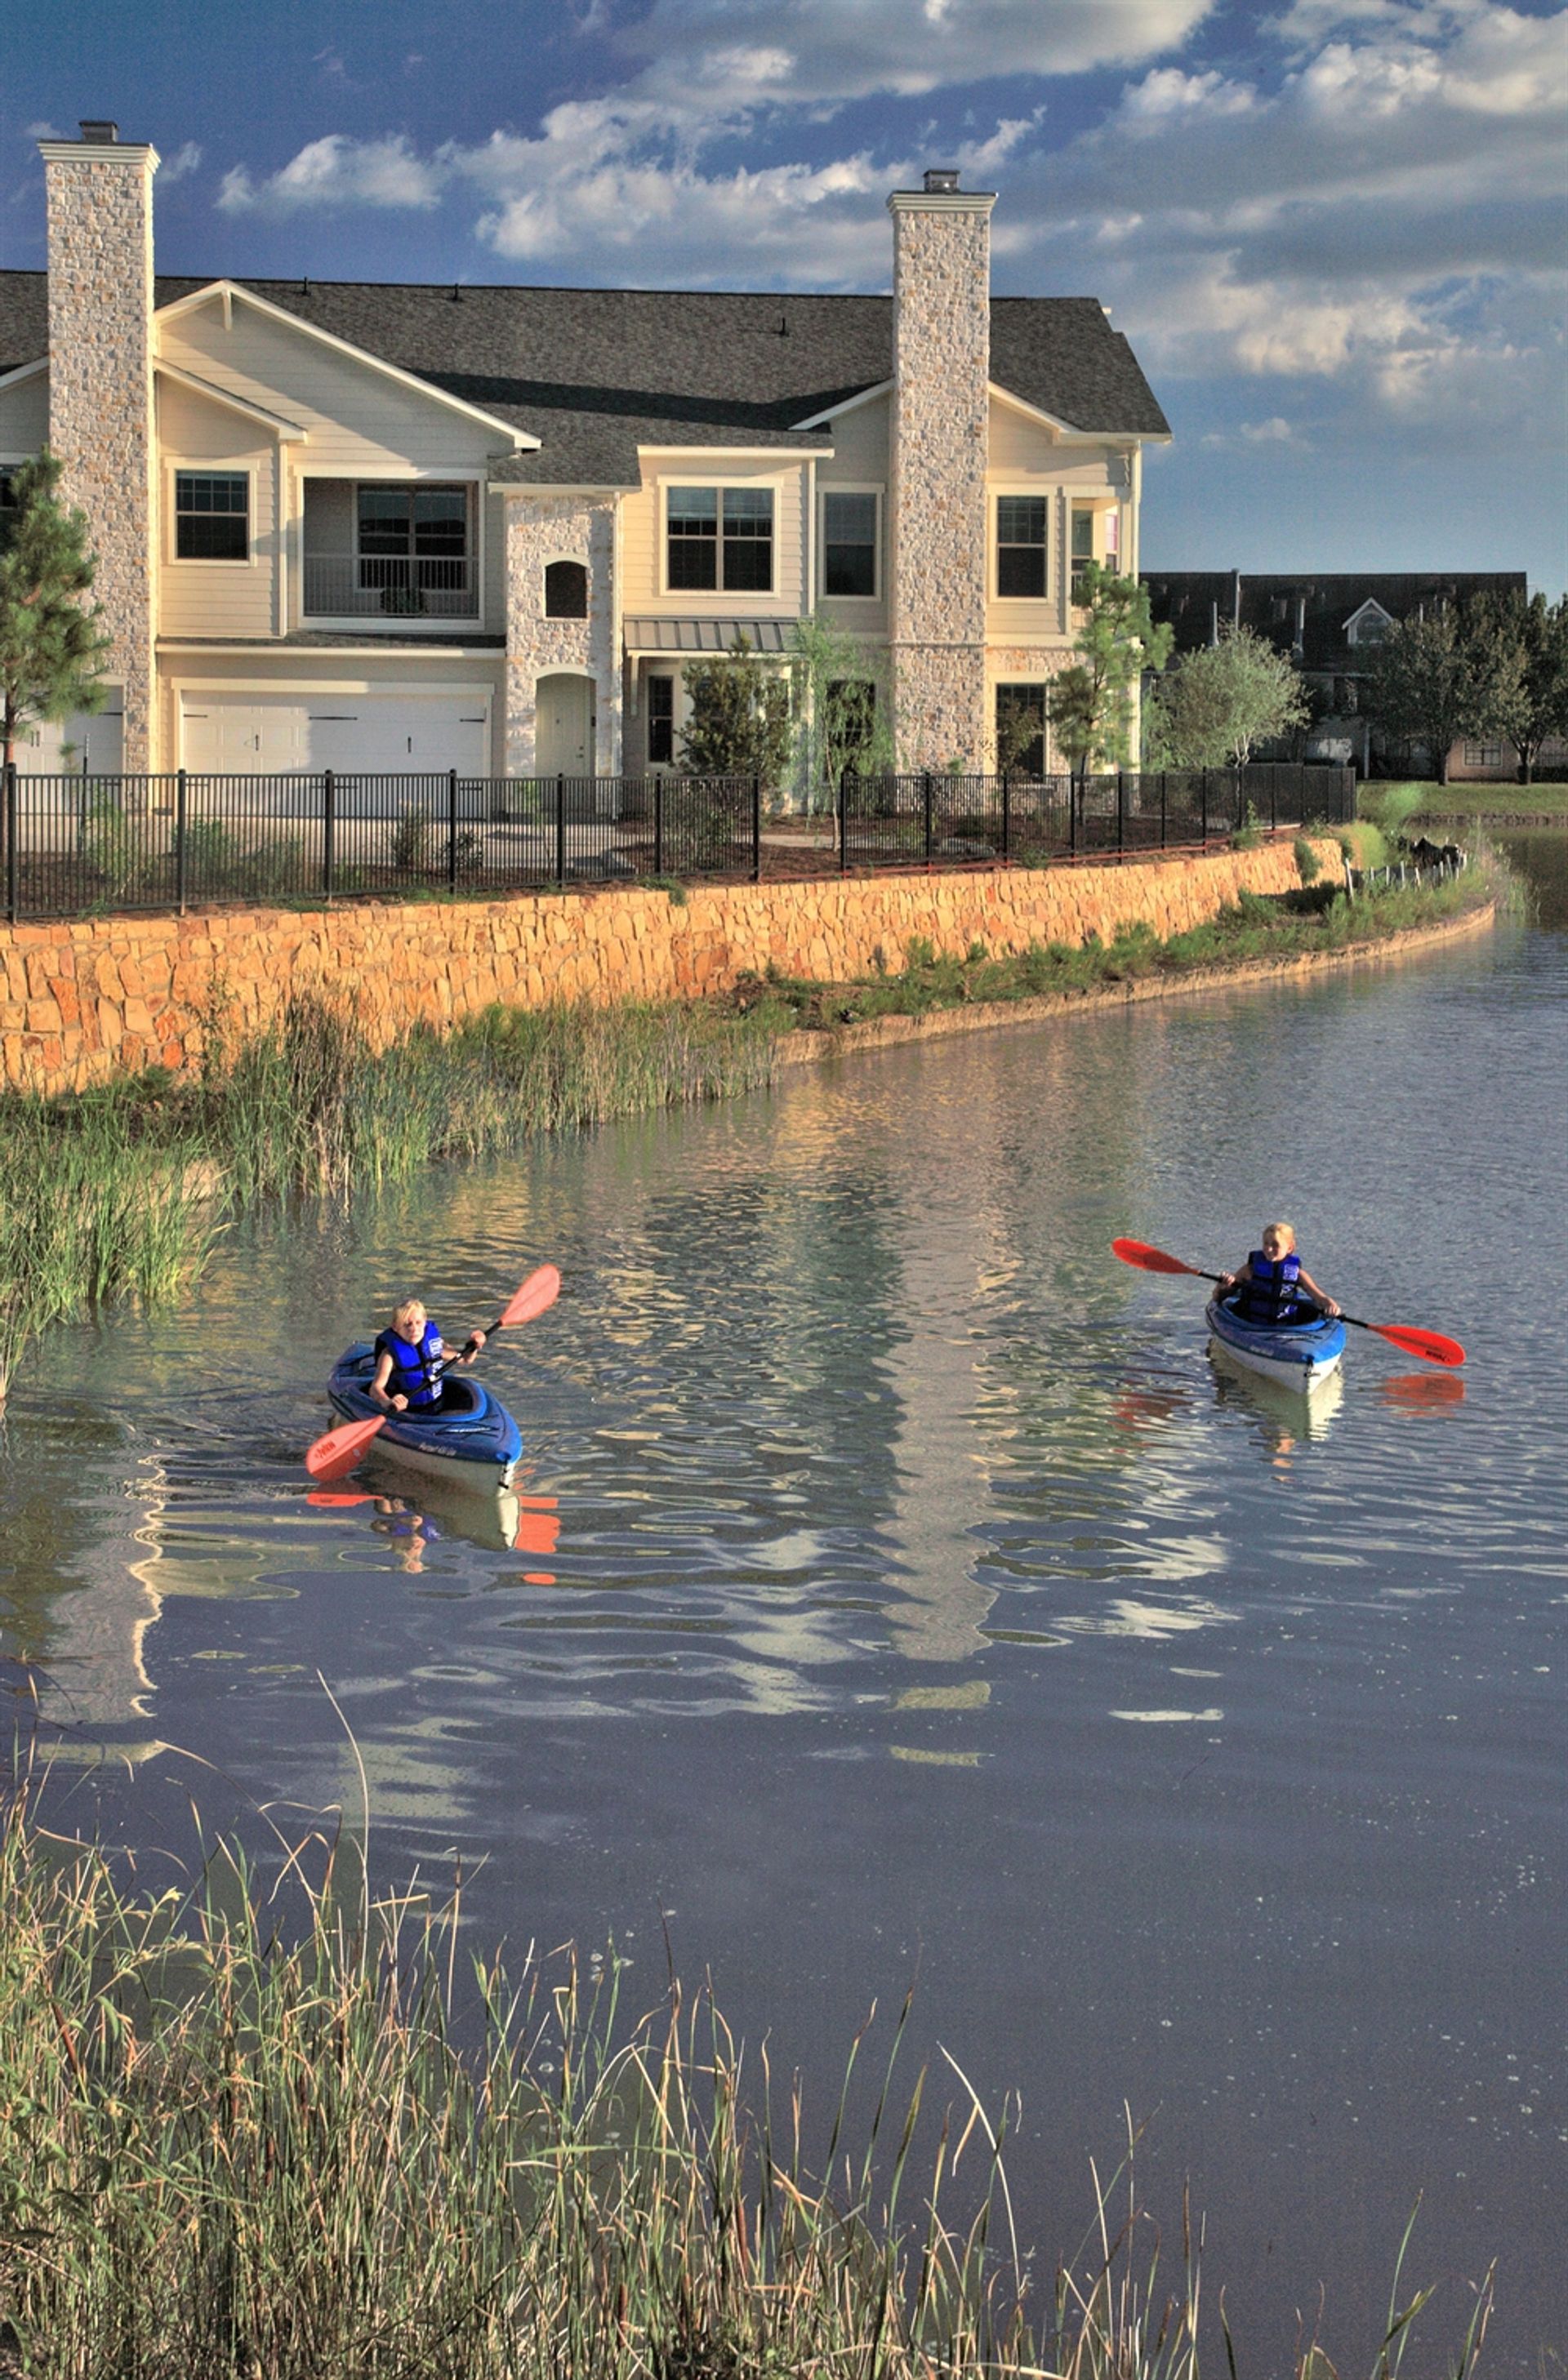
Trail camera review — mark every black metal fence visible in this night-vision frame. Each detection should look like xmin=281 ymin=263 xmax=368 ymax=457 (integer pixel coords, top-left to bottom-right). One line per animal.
xmin=0 ymin=761 xmax=1354 ymax=923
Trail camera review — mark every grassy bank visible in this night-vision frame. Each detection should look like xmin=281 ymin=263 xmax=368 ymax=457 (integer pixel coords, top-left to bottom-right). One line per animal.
xmin=0 ymin=855 xmax=1503 ymax=1404
xmin=1359 ymin=780 xmax=1568 ymax=823
xmin=0 ymin=1789 xmax=1492 ymax=2380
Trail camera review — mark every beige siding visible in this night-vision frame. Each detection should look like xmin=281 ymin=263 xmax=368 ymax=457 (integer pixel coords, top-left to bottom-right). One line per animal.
xmin=818 ymin=396 xmax=889 ymax=635
xmin=0 ymin=369 xmax=49 ymax=455
xmin=158 ymin=297 xmax=509 ymax=472
xmin=622 ymin=456 xmax=806 ymax=615
xmin=155 ymin=377 xmax=278 ymax=639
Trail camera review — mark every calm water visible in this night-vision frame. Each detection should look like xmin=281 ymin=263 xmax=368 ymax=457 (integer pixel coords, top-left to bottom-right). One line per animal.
xmin=5 ymin=854 xmax=1565 ymax=2370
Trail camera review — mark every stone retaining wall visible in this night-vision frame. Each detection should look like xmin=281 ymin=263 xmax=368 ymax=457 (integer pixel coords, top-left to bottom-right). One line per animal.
xmin=2 ymin=839 xmax=1336 ymax=1096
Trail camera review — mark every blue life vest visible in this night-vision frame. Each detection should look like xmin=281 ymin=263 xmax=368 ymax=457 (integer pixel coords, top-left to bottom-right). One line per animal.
xmin=375 ymin=1320 xmax=444 ymax=1409
xmin=1237 ymin=1252 xmax=1304 ymax=1325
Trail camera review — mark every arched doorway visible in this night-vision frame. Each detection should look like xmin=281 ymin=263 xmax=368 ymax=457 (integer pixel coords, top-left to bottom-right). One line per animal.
xmin=536 ymin=673 xmax=595 ymax=779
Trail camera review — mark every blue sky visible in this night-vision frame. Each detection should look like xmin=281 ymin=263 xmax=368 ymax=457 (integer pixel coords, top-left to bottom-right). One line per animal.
xmin=6 ymin=0 xmax=1565 ymax=592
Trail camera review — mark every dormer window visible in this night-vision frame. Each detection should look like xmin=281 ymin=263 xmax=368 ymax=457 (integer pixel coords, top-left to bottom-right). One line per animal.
xmin=1344 ymin=598 xmax=1396 ymax=648
xmin=545 ymin=559 xmax=588 ymax=619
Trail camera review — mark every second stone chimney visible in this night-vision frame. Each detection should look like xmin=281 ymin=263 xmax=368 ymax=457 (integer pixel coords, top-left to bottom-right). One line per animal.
xmin=886 ymin=169 xmax=996 ymax=769
xmin=38 ymin=121 xmax=160 ymax=772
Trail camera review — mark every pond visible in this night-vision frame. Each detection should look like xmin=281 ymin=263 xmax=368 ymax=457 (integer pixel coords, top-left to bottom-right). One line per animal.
xmin=4 ymin=854 xmax=1564 ymax=2371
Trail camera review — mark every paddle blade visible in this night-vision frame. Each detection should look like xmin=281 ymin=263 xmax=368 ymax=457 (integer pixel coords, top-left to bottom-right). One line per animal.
xmin=1365 ymin=1319 xmax=1466 ymax=1368
xmin=498 ymin=1264 xmax=561 ymax=1330
xmin=1111 ymin=1238 xmax=1202 ymax=1278
xmin=305 ymin=1415 xmax=386 ymax=1483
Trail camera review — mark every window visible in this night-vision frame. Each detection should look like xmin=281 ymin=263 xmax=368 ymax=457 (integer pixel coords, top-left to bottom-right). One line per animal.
xmin=0 ymin=466 xmax=17 ymax=554
xmin=175 ymin=471 xmax=248 ymax=562
xmin=822 ymin=492 xmax=877 ymax=598
xmin=666 ymin=487 xmax=774 ymax=594
xmin=1462 ymin=742 xmax=1505 ymax=767
xmin=357 ymin=484 xmax=469 ymax=602
xmin=996 ymin=496 xmax=1047 ymax=599
xmin=1070 ymin=507 xmax=1096 ymax=602
xmin=996 ymin=683 xmax=1048 ymax=777
xmin=646 ymin=676 xmax=675 ymax=767
xmin=545 ymin=559 xmax=588 ymax=619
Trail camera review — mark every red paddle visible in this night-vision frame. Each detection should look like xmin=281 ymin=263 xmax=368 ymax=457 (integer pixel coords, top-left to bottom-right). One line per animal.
xmin=1111 ymin=1238 xmax=1466 ymax=1368
xmin=305 ymin=1265 xmax=562 ymax=1483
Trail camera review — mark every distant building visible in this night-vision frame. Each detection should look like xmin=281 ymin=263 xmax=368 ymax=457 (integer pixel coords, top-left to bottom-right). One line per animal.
xmin=1141 ymin=570 xmax=1547 ymax=780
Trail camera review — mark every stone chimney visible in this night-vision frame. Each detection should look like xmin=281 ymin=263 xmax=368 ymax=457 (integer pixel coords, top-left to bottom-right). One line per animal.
xmin=886 ymin=169 xmax=996 ymax=769
xmin=38 ymin=122 xmax=160 ymax=772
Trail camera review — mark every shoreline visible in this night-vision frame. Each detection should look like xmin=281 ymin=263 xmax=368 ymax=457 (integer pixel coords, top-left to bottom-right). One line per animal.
xmin=773 ymin=899 xmax=1498 ymax=1070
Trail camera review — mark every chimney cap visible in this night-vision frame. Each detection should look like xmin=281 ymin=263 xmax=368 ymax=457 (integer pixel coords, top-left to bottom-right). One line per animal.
xmin=923 ymin=167 xmax=960 ymax=193
xmin=79 ymin=119 xmax=118 ymax=144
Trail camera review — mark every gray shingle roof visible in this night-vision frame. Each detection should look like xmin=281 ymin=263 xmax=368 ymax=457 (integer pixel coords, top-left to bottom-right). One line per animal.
xmin=2 ymin=268 xmax=1169 ymax=485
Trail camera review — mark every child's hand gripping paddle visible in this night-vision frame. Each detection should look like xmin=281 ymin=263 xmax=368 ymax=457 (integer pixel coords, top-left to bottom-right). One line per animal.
xmin=305 ymin=1265 xmax=562 ymax=1483
xmin=1110 ymin=1238 xmax=1465 ymax=1368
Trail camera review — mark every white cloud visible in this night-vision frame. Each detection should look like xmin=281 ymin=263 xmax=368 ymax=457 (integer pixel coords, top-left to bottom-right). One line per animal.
xmin=218 ymin=134 xmax=445 ymax=216
xmin=159 ymin=141 xmax=203 ymax=184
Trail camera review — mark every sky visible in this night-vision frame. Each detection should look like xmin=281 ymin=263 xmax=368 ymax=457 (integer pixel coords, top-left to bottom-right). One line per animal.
xmin=5 ymin=0 xmax=1565 ymax=593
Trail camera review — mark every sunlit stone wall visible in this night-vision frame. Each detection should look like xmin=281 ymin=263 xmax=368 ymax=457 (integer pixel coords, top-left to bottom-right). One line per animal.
xmin=2 ymin=840 xmax=1345 ymax=1094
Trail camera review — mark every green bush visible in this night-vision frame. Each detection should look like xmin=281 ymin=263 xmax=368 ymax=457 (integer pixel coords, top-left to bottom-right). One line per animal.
xmin=1294 ymin=834 xmax=1321 ymax=885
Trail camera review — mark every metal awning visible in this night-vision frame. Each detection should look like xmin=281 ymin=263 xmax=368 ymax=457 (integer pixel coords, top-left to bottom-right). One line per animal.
xmin=624 ymin=618 xmax=795 ymax=655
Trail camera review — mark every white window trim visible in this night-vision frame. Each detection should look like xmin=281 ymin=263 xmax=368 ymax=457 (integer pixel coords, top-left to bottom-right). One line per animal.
xmin=166 ymin=459 xmax=259 ymax=571
xmin=817 ymin=483 xmax=883 ymax=604
xmin=991 ymin=486 xmax=1053 ymax=605
xmin=659 ymin=474 xmax=784 ymax=602
xmin=1344 ymin=598 xmax=1396 ymax=647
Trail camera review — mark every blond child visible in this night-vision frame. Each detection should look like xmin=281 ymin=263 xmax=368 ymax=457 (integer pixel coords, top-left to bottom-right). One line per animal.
xmin=370 ymin=1296 xmax=488 ymax=1416
xmin=1218 ymin=1222 xmax=1340 ymax=1324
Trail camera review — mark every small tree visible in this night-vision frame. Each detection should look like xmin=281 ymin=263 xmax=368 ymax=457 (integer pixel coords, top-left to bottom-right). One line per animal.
xmin=1143 ymin=628 xmax=1308 ymax=767
xmin=1055 ymin=561 xmax=1173 ymax=781
xmin=1365 ymin=603 xmax=1490 ymax=785
xmin=1468 ymin=588 xmax=1568 ymax=785
xmin=0 ymin=450 xmax=110 ymax=768
xmin=676 ymin=634 xmax=792 ymax=787
xmin=789 ymin=612 xmax=893 ymax=808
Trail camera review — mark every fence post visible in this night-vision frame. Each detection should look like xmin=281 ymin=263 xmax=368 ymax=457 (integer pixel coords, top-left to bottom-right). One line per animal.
xmin=839 ymin=769 xmax=849 ymax=874
xmin=923 ymin=771 xmax=933 ymax=868
xmin=1200 ymin=768 xmax=1208 ymax=846
xmin=1160 ymin=771 xmax=1168 ymax=849
xmin=176 ymin=767 xmax=189 ymax=915
xmin=323 ymin=769 xmax=336 ymax=901
xmin=1116 ymin=770 xmax=1125 ymax=856
xmin=448 ymin=767 xmax=459 ymax=894
xmin=751 ymin=775 xmax=761 ymax=884
xmin=556 ymin=774 xmax=566 ymax=887
xmin=654 ymin=775 xmax=664 ymax=876
xmin=4 ymin=763 xmax=16 ymax=924
xmin=1001 ymin=768 xmax=1010 ymax=863
xmin=1068 ymin=772 xmax=1076 ymax=859
xmin=1270 ymin=765 xmax=1278 ymax=833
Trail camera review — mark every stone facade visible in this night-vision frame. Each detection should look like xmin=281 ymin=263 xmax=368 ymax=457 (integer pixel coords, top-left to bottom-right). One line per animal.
xmin=503 ymin=494 xmax=620 ymax=776
xmin=40 ymin=138 xmax=158 ymax=775
xmin=1 ymin=841 xmax=1341 ymax=1097
xmin=888 ymin=189 xmax=995 ymax=773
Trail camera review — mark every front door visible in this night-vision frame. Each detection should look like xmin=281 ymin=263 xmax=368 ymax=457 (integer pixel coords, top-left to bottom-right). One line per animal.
xmin=536 ymin=674 xmax=595 ymax=779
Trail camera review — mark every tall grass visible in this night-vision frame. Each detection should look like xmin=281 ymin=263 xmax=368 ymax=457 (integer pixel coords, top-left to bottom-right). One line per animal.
xmin=0 ymin=1786 xmax=1493 ymax=2380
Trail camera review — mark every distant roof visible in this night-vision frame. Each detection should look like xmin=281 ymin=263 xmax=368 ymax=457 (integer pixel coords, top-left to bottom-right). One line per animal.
xmin=1143 ymin=569 xmax=1528 ymax=670
xmin=0 ymin=269 xmax=1169 ymax=486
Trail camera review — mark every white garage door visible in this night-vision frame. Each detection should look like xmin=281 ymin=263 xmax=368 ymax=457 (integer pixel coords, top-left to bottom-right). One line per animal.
xmin=180 ymin=693 xmax=491 ymax=774
xmin=14 ymin=698 xmax=124 ymax=776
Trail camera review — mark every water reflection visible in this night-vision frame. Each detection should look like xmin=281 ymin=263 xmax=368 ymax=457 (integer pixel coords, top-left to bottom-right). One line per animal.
xmin=1207 ymin=1345 xmax=1345 ymax=1458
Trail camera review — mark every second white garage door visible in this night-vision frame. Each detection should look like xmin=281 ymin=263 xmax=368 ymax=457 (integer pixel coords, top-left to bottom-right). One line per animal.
xmin=180 ymin=692 xmax=492 ymax=774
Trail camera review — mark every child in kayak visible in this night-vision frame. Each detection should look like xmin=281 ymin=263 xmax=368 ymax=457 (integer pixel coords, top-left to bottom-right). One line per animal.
xmin=1218 ymin=1223 xmax=1341 ymax=1323
xmin=370 ymin=1297 xmax=488 ymax=1415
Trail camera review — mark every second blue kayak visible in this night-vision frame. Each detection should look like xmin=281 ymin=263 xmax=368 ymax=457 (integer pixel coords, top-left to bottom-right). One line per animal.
xmin=1205 ymin=1296 xmax=1347 ymax=1392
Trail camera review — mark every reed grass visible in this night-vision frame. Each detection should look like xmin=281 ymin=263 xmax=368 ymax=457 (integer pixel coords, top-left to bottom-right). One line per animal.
xmin=0 ymin=1785 xmax=1493 ymax=2380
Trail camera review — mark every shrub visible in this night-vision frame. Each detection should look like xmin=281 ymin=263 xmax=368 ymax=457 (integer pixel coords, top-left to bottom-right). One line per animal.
xmin=1294 ymin=834 xmax=1321 ymax=884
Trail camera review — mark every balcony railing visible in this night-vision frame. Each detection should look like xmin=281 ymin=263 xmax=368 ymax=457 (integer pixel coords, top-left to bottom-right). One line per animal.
xmin=301 ymin=554 xmax=478 ymax=621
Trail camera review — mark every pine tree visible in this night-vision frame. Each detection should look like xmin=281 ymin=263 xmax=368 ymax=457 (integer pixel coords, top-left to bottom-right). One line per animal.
xmin=0 ymin=450 xmax=110 ymax=767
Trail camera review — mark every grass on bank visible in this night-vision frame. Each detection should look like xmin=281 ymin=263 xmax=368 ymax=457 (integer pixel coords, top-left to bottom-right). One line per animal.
xmin=1358 ymin=780 xmax=1568 ymax=823
xmin=0 ymin=852 xmax=1505 ymax=1404
xmin=0 ymin=1785 xmax=1494 ymax=2380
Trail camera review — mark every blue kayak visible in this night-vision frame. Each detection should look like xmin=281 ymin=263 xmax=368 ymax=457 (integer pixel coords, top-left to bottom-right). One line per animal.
xmin=327 ymin=1341 xmax=523 ymax=1490
xmin=1205 ymin=1295 xmax=1347 ymax=1393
